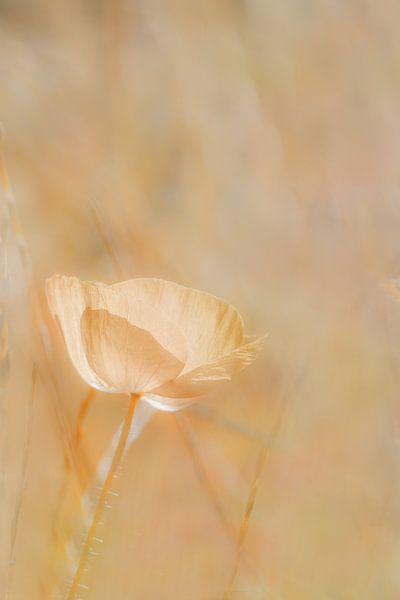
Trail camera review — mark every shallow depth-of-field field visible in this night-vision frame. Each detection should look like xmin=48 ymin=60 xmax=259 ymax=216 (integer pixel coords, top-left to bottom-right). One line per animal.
xmin=1 ymin=2 xmax=400 ymax=599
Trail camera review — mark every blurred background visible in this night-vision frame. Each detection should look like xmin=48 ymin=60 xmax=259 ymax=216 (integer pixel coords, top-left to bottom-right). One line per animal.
xmin=1 ymin=1 xmax=400 ymax=598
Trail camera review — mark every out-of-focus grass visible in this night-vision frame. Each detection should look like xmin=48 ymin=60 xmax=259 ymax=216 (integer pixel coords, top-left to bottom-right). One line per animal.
xmin=1 ymin=1 xmax=400 ymax=598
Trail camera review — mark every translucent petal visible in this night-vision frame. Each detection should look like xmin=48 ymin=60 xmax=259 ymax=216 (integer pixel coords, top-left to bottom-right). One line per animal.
xmin=46 ymin=275 xmax=187 ymax=391
xmin=113 ymin=278 xmax=245 ymax=371
xmin=151 ymin=336 xmax=266 ymax=399
xmin=81 ymin=308 xmax=184 ymax=393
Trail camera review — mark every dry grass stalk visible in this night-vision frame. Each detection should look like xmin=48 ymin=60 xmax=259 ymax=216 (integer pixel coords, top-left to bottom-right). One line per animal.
xmin=0 ymin=147 xmax=10 ymax=600
xmin=75 ymin=387 xmax=96 ymax=449
xmin=6 ymin=365 xmax=37 ymax=600
xmin=224 ymin=445 xmax=268 ymax=599
xmin=223 ymin=383 xmax=289 ymax=598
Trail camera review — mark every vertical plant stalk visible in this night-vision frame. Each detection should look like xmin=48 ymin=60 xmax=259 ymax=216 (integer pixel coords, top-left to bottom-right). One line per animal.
xmin=0 ymin=169 xmax=10 ymax=600
xmin=50 ymin=387 xmax=97 ymax=577
xmin=224 ymin=446 xmax=268 ymax=600
xmin=53 ymin=387 xmax=152 ymax=599
xmin=75 ymin=387 xmax=96 ymax=448
xmin=67 ymin=392 xmax=140 ymax=600
xmin=6 ymin=365 xmax=37 ymax=599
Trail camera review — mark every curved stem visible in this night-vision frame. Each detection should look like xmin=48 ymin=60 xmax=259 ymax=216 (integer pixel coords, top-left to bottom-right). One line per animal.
xmin=67 ymin=393 xmax=140 ymax=600
xmin=75 ymin=387 xmax=96 ymax=448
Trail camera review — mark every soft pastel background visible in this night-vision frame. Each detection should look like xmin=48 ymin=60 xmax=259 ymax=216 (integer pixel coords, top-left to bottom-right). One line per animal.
xmin=1 ymin=1 xmax=400 ymax=598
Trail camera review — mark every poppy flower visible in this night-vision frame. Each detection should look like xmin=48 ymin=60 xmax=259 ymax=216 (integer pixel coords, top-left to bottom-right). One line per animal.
xmin=46 ymin=275 xmax=264 ymax=410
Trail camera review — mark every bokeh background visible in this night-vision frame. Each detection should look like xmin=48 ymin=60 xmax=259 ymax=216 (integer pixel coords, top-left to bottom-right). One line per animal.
xmin=1 ymin=1 xmax=400 ymax=598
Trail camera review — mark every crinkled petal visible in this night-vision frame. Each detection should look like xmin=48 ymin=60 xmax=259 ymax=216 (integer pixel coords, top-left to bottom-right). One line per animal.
xmin=113 ymin=278 xmax=245 ymax=371
xmin=46 ymin=275 xmax=187 ymax=391
xmin=81 ymin=308 xmax=184 ymax=393
xmin=82 ymin=281 xmax=188 ymax=363
xmin=46 ymin=275 xmax=106 ymax=390
xmin=151 ymin=336 xmax=266 ymax=399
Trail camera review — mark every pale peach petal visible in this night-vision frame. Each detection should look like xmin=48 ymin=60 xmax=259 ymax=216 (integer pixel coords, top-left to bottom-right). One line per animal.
xmin=112 ymin=278 xmax=245 ymax=370
xmin=91 ymin=288 xmax=188 ymax=364
xmin=144 ymin=394 xmax=194 ymax=412
xmin=81 ymin=309 xmax=184 ymax=393
xmin=46 ymin=275 xmax=188 ymax=390
xmin=151 ymin=336 xmax=266 ymax=400
xmin=46 ymin=275 xmax=106 ymax=390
